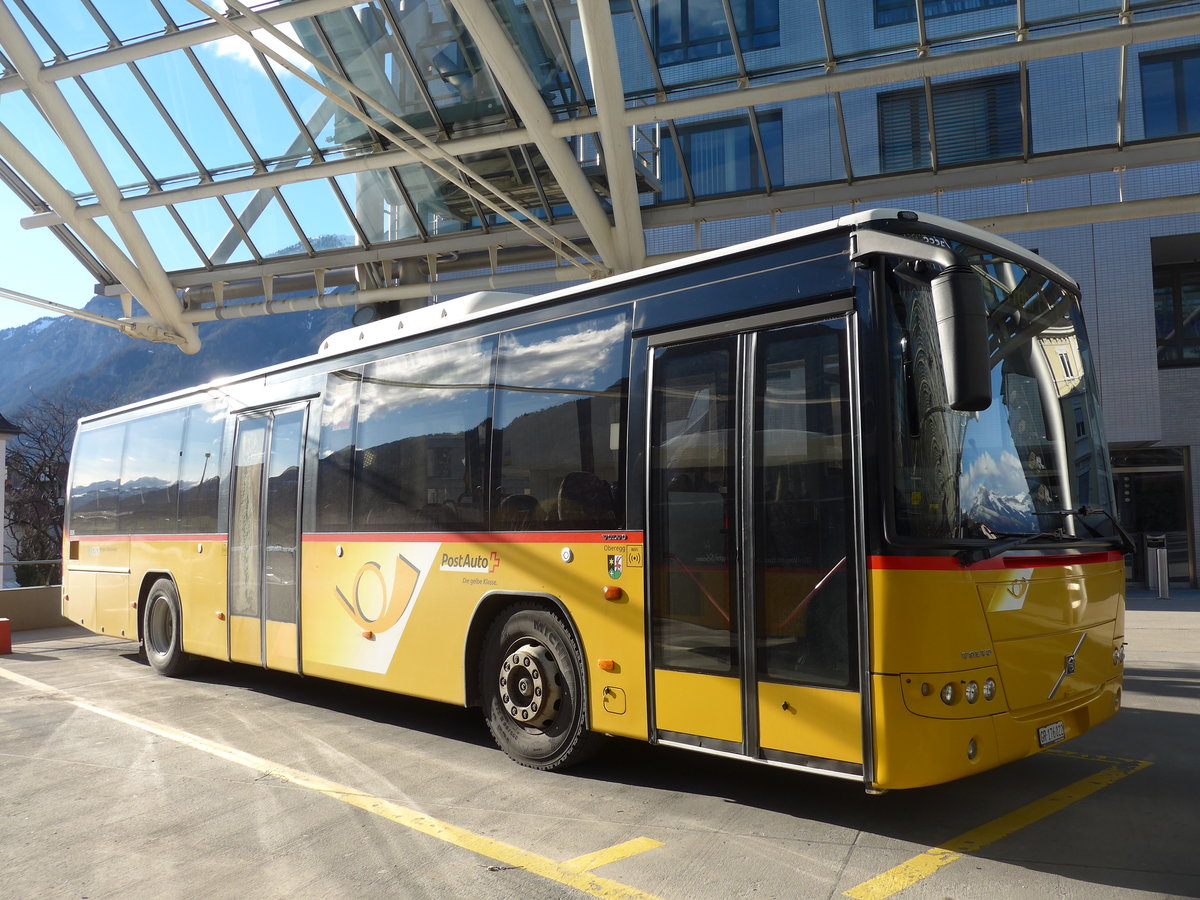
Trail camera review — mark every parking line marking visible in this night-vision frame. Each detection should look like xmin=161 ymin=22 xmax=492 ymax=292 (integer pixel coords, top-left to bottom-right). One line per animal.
xmin=842 ymin=752 xmax=1151 ymax=900
xmin=560 ymin=837 xmax=665 ymax=875
xmin=0 ymin=665 xmax=663 ymax=900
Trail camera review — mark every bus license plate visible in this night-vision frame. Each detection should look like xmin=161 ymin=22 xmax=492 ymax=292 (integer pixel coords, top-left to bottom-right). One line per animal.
xmin=1038 ymin=720 xmax=1066 ymax=747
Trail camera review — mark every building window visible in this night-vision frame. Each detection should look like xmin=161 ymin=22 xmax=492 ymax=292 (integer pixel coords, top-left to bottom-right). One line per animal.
xmin=653 ymin=0 xmax=780 ymax=66
xmin=1058 ymin=351 xmax=1075 ymax=379
xmin=1153 ymin=261 xmax=1200 ymax=366
xmin=878 ymin=73 xmax=1022 ymax=172
xmin=1141 ymin=47 xmax=1200 ymax=138
xmin=875 ymin=0 xmax=1015 ymax=27
xmin=660 ymin=111 xmax=782 ymax=201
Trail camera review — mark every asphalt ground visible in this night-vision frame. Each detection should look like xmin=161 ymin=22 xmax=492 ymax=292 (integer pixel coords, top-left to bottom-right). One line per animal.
xmin=0 ymin=591 xmax=1196 ymax=900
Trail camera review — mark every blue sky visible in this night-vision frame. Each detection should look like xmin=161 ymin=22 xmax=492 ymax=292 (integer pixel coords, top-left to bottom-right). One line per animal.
xmin=0 ymin=189 xmax=96 ymax=331
xmin=0 ymin=1 xmax=321 ymax=334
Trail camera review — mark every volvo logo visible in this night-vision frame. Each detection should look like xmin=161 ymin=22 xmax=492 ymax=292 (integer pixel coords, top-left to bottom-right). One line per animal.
xmin=1048 ymin=632 xmax=1088 ymax=700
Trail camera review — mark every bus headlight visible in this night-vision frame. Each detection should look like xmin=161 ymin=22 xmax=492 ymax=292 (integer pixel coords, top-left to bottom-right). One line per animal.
xmin=983 ymin=678 xmax=997 ymax=701
xmin=964 ymin=681 xmax=979 ymax=704
xmin=940 ymin=683 xmax=956 ymax=704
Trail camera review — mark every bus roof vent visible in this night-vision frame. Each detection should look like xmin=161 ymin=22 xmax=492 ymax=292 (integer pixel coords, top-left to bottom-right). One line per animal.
xmin=319 ymin=290 xmax=532 ymax=357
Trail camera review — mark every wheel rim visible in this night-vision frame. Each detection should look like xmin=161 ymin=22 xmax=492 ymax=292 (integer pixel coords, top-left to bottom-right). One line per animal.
xmin=498 ymin=641 xmax=563 ymax=731
xmin=146 ymin=595 xmax=173 ymax=657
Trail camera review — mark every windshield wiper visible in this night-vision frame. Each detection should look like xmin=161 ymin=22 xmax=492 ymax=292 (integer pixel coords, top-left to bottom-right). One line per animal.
xmin=1034 ymin=506 xmax=1136 ymax=555
xmin=955 ymin=530 xmax=1072 ymax=565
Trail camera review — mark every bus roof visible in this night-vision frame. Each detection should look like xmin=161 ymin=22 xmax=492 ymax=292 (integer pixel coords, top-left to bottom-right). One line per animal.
xmin=316 ymin=207 xmax=1076 ymax=358
xmin=79 ymin=209 xmax=1073 ymax=426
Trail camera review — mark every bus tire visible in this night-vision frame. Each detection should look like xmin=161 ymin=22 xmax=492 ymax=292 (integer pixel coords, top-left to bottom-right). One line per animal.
xmin=480 ymin=605 xmax=598 ymax=770
xmin=143 ymin=578 xmax=196 ymax=677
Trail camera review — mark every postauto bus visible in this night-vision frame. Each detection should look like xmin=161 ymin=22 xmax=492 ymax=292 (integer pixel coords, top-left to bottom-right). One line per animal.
xmin=62 ymin=209 xmax=1127 ymax=791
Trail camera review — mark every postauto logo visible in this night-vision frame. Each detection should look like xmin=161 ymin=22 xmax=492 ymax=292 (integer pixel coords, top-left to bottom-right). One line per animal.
xmin=439 ymin=550 xmax=500 ymax=574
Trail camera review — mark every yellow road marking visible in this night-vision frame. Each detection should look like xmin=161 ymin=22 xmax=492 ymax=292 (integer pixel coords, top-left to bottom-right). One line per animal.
xmin=0 ymin=665 xmax=663 ymax=900
xmin=560 ymin=838 xmax=666 ymax=875
xmin=843 ymin=752 xmax=1151 ymax=900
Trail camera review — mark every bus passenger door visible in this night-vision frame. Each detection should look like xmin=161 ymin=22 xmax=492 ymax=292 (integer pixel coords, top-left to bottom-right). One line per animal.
xmin=648 ymin=318 xmax=863 ymax=774
xmin=228 ymin=404 xmax=307 ymax=673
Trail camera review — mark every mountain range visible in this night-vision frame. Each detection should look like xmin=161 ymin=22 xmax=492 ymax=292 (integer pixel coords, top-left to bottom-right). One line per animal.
xmin=0 ymin=294 xmax=354 ymax=421
xmin=964 ymin=485 xmax=1036 ymax=533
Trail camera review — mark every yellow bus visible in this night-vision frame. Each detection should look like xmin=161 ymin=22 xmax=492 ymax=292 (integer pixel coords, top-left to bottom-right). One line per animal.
xmin=62 ymin=209 xmax=1128 ymax=791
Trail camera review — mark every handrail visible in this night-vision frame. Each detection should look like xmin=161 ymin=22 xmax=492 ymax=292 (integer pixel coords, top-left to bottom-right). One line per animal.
xmin=0 ymin=560 xmax=61 ymax=567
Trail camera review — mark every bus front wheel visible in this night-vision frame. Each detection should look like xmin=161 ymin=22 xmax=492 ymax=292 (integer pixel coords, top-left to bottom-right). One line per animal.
xmin=143 ymin=578 xmax=196 ymax=677
xmin=480 ymin=605 xmax=598 ymax=770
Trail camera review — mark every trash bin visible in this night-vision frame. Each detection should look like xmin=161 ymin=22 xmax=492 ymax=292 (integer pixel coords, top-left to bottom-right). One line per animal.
xmin=1145 ymin=533 xmax=1170 ymax=599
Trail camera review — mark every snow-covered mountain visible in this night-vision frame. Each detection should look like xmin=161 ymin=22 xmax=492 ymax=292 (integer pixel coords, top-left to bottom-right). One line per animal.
xmin=964 ymin=485 xmax=1036 ymax=533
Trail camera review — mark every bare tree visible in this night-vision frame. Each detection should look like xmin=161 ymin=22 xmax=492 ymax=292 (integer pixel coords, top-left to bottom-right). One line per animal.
xmin=4 ymin=394 xmax=99 ymax=586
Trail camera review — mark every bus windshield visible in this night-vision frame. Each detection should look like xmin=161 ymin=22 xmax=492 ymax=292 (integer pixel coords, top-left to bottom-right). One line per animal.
xmin=886 ymin=236 xmax=1116 ymax=544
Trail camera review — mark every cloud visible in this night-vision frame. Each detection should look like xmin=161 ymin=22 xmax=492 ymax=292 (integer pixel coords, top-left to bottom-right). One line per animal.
xmin=960 ymin=449 xmax=1032 ymax=502
xmin=201 ymin=3 xmax=316 ymax=76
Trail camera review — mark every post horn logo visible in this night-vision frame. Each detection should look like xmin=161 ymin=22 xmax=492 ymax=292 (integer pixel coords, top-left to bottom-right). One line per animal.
xmin=335 ymin=554 xmax=420 ymax=634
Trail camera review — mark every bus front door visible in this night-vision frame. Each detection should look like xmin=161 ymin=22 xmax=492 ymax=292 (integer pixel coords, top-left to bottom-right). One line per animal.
xmin=647 ymin=317 xmax=864 ymax=775
xmin=228 ymin=404 xmax=307 ymax=673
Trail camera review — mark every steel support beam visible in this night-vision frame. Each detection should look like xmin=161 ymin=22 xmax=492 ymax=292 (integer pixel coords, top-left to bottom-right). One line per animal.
xmin=577 ymin=0 xmax=646 ymax=271
xmin=0 ymin=0 xmax=360 ymax=96
xmin=640 ymin=135 xmax=1200 ymax=230
xmin=968 ymin=192 xmax=1200 ymax=233
xmin=0 ymin=6 xmax=199 ymax=351
xmin=445 ymin=0 xmax=618 ymax=272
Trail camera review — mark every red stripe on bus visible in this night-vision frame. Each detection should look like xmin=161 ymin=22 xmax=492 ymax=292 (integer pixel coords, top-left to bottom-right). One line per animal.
xmin=67 ymin=533 xmax=228 ymax=543
xmin=869 ymin=550 xmax=1123 ymax=571
xmin=303 ymin=531 xmax=645 ymax=544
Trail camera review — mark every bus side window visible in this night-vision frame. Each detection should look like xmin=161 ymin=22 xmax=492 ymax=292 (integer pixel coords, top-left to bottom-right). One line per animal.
xmin=493 ymin=311 xmax=630 ymax=531
xmin=121 ymin=409 xmax=186 ymax=535
xmin=316 ymin=369 xmax=361 ymax=531
xmin=68 ymin=424 xmax=128 ymax=537
xmin=351 ymin=336 xmax=495 ymax=532
xmin=178 ymin=402 xmax=224 ymax=533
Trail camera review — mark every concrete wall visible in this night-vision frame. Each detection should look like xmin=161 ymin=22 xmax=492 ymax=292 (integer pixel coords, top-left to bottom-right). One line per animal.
xmin=0 ymin=586 xmax=71 ymax=632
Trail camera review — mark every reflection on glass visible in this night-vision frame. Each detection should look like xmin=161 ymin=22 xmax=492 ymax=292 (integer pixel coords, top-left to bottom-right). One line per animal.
xmin=353 ymin=337 xmax=495 ymax=530
xmin=650 ymin=337 xmax=737 ymax=674
xmin=68 ymin=425 xmax=127 ymax=536
xmin=230 ymin=417 xmax=266 ymax=618
xmin=120 ymin=409 xmax=186 ymax=534
xmin=494 ymin=311 xmax=629 ymax=530
xmin=660 ymin=112 xmax=782 ymax=202
xmin=265 ymin=410 xmax=304 ymax=624
xmin=888 ymin=238 xmax=1115 ymax=543
xmin=754 ymin=323 xmax=855 ymax=689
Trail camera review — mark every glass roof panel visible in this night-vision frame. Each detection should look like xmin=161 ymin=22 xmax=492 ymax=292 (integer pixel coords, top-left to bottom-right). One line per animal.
xmin=12 ymin=0 xmax=108 ymax=61
xmin=152 ymin=0 xmax=216 ymax=31
xmin=245 ymin=192 xmax=306 ymax=259
xmin=132 ymin=204 xmax=206 ymax=271
xmin=191 ymin=39 xmax=318 ymax=168
xmin=134 ymin=50 xmax=258 ymax=179
xmin=1 ymin=90 xmax=90 ymax=196
xmin=825 ymin=7 xmax=919 ymax=66
xmin=652 ymin=0 xmax=743 ymax=87
xmin=275 ymin=178 xmax=361 ymax=250
xmin=86 ymin=0 xmax=177 ymax=47
xmin=57 ymin=77 xmax=147 ymax=196
xmin=607 ymin=3 xmax=656 ymax=98
xmin=380 ymin=0 xmax=509 ymax=132
xmin=172 ymin=194 xmax=256 ymax=266
xmin=313 ymin=4 xmax=440 ymax=141
xmin=332 ymin=169 xmax=399 ymax=245
xmin=493 ymin=0 xmax=587 ymax=116
xmin=78 ymin=65 xmax=201 ymax=191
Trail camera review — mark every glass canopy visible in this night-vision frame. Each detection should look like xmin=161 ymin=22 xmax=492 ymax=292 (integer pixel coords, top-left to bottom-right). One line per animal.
xmin=1 ymin=0 xmax=1199 ymax=350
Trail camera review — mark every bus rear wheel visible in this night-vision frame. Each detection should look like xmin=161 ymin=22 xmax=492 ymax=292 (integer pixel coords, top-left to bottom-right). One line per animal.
xmin=480 ymin=605 xmax=598 ymax=770
xmin=143 ymin=578 xmax=196 ymax=677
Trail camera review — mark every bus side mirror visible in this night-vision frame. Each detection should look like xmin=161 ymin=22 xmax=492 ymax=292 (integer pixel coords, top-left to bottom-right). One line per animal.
xmin=931 ymin=265 xmax=992 ymax=411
